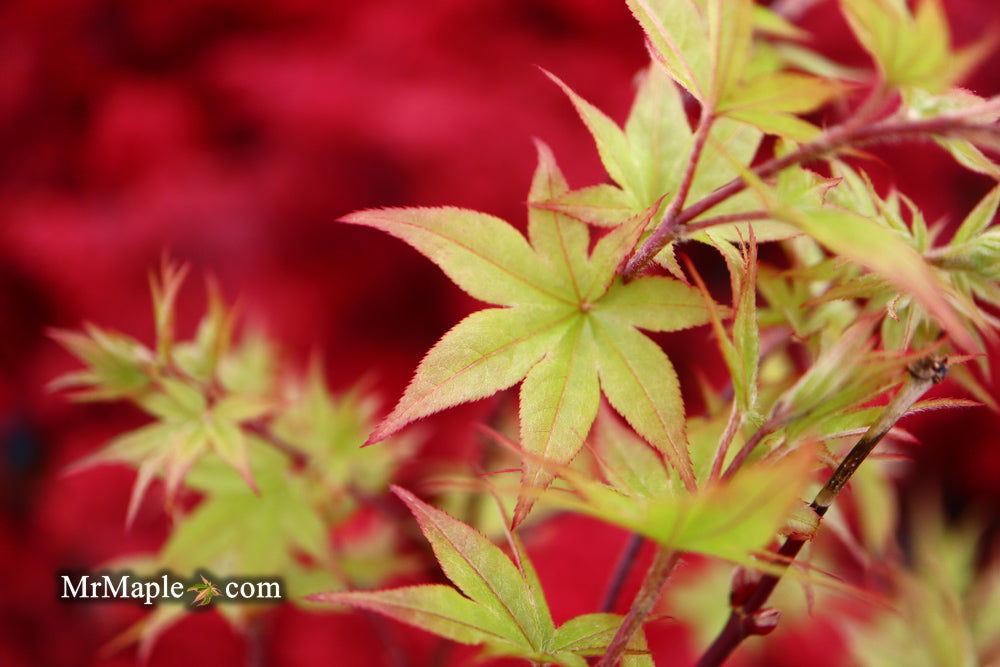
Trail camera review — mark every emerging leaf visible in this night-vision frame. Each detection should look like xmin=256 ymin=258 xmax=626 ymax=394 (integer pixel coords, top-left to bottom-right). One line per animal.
xmin=541 ymin=67 xmax=805 ymax=251
xmin=341 ymin=207 xmax=560 ymax=306
xmin=693 ymin=232 xmax=760 ymax=418
xmin=50 ymin=326 xmax=153 ymax=401
xmin=728 ymin=154 xmax=977 ymax=351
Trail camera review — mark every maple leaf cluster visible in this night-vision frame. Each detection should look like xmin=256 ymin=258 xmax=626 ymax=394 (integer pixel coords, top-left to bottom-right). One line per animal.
xmin=6 ymin=0 xmax=1000 ymax=666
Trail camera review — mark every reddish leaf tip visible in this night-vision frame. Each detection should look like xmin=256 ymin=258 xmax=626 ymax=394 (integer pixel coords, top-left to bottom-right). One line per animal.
xmin=534 ymin=64 xmax=555 ymax=78
xmin=362 ymin=426 xmax=390 ymax=448
xmin=363 ymin=414 xmax=404 ymax=448
xmin=510 ymin=497 xmax=533 ymax=530
xmin=389 ymin=484 xmax=418 ymax=505
xmin=336 ymin=210 xmax=368 ymax=224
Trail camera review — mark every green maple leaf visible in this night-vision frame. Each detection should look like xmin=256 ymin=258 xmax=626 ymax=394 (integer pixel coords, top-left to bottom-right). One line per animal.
xmin=187 ymin=575 xmax=221 ymax=607
xmin=310 ymin=487 xmax=651 ymax=666
xmin=534 ymin=64 xmax=813 ymax=278
xmin=343 ymin=142 xmax=719 ymax=524
xmin=540 ymin=65 xmax=759 ymax=222
xmin=99 ymin=372 xmax=415 ymax=657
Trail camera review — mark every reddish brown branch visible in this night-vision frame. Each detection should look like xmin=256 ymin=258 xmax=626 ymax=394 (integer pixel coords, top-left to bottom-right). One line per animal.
xmin=600 ymin=533 xmax=646 ymax=613
xmin=621 ymin=114 xmax=1000 ymax=280
xmin=597 ymin=549 xmax=681 ymax=667
xmin=681 ymin=211 xmax=770 ymax=234
xmin=695 ymin=357 xmax=948 ymax=667
xmin=709 ymin=403 xmax=742 ymax=481
xmin=720 ymin=415 xmax=784 ymax=481
xmin=245 ymin=420 xmax=309 ymax=469
xmin=622 ymin=109 xmax=715 ymax=282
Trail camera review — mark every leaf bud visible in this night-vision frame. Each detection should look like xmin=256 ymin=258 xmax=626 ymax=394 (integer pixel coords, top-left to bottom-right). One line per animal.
xmin=746 ymin=608 xmax=782 ymax=636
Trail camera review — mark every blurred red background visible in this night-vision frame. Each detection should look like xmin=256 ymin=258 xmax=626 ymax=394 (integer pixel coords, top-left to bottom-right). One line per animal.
xmin=1 ymin=1 xmax=998 ymax=665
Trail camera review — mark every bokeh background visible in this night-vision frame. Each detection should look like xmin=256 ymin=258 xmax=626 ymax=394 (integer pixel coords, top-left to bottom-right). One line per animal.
xmin=1 ymin=0 xmax=999 ymax=665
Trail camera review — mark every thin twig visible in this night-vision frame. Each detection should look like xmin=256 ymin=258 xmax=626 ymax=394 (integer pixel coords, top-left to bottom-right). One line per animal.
xmin=846 ymin=78 xmax=892 ymax=128
xmin=682 ymin=211 xmax=770 ymax=234
xmin=810 ymin=356 xmax=948 ymax=514
xmin=695 ymin=356 xmax=948 ymax=667
xmin=678 ymin=115 xmax=1000 ymax=227
xmin=245 ymin=420 xmax=309 ymax=468
xmin=715 ymin=327 xmax=797 ymax=478
xmin=600 ymin=533 xmax=646 ymax=612
xmin=246 ymin=614 xmax=266 ymax=667
xmin=623 ymin=108 xmax=716 ymax=282
xmin=362 ymin=609 xmax=412 ymax=667
xmin=597 ymin=549 xmax=681 ymax=667
xmin=621 ymin=115 xmax=1000 ymax=280
xmin=720 ymin=414 xmax=784 ymax=481
xmin=671 ymin=108 xmax=717 ymax=218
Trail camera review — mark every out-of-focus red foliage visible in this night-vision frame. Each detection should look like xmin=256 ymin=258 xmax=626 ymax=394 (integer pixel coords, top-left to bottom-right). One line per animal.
xmin=0 ymin=1 xmax=998 ymax=665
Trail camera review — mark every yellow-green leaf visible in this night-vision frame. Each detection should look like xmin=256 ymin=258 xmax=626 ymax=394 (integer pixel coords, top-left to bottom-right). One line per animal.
xmin=340 ymin=208 xmax=565 ymax=306
xmin=840 ymin=0 xmax=978 ymax=92
xmin=534 ymin=184 xmax=636 ymax=227
xmin=597 ymin=276 xmax=715 ymax=332
xmin=719 ymin=72 xmax=840 ymax=116
xmin=591 ymin=317 xmax=695 ymax=491
xmin=585 ymin=198 xmax=664 ymax=301
xmin=311 ymin=585 xmax=524 ymax=648
xmin=791 ymin=207 xmax=974 ymax=350
xmin=625 ymin=64 xmax=692 ymax=205
xmin=366 ymin=306 xmax=574 ymax=445
xmin=528 ymin=140 xmax=592 ymax=302
xmin=392 ymin=487 xmax=554 ymax=648
xmin=553 ymin=613 xmax=653 ymax=666
xmin=515 ymin=317 xmax=600 ymax=526
xmin=554 ymin=446 xmax=815 ymax=563
xmin=952 ymin=184 xmax=1000 ymax=245
xmin=627 ymin=0 xmax=709 ymax=98
xmin=543 ymin=69 xmax=642 ymax=195
xmin=593 ymin=408 xmax=671 ymax=498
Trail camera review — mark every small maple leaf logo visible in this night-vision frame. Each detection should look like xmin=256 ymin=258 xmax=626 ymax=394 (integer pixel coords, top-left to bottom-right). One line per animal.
xmin=187 ymin=575 xmax=221 ymax=607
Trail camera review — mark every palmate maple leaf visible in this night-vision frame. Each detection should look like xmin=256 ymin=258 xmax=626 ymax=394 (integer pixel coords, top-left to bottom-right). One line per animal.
xmin=310 ymin=487 xmax=654 ymax=666
xmin=342 ymin=141 xmax=720 ymax=525
xmin=187 ymin=575 xmax=221 ymax=607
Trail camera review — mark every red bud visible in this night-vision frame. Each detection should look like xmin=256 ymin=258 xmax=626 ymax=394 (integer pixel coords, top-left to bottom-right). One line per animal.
xmin=730 ymin=567 xmax=758 ymax=607
xmin=747 ymin=608 xmax=782 ymax=636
